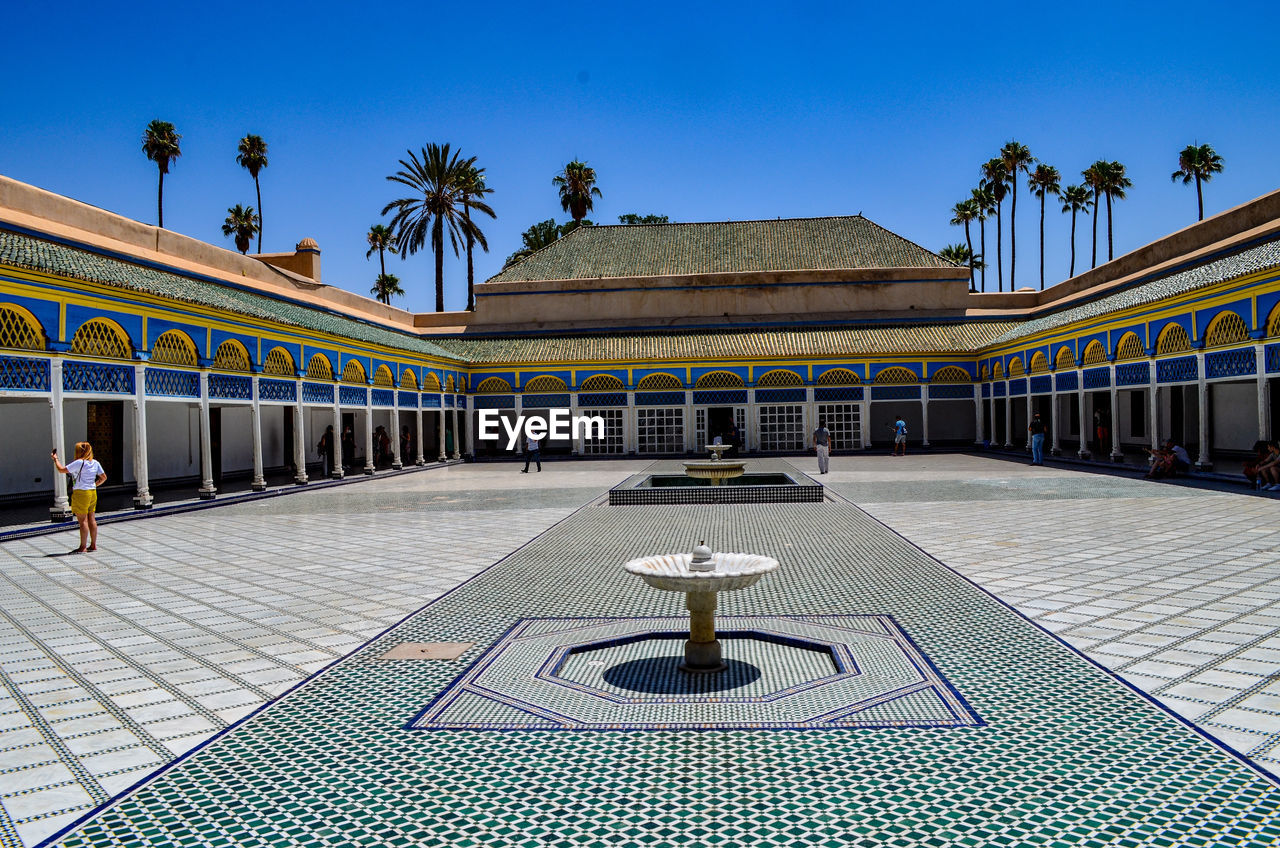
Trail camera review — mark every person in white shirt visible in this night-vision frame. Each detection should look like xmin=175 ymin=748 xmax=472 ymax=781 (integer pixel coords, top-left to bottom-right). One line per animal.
xmin=522 ymin=435 xmax=542 ymax=473
xmin=813 ymin=420 xmax=831 ymax=474
xmin=51 ymin=441 xmax=107 ymax=554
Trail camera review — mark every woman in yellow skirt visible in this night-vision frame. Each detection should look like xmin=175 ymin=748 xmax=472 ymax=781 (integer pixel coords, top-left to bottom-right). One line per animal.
xmin=52 ymin=442 xmax=107 ymax=553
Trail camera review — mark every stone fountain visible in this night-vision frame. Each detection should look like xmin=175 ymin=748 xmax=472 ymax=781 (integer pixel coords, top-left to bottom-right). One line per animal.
xmin=682 ymin=444 xmax=747 ymax=486
xmin=624 ymin=542 xmax=779 ymax=673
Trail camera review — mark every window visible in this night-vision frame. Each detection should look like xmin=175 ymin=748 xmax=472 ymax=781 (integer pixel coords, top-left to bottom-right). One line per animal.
xmin=580 ymin=408 xmax=624 ymax=454
xmin=758 ymin=405 xmax=805 ymax=451
xmin=637 ymin=408 xmax=684 ymax=454
xmin=263 ymin=347 xmax=295 ymax=376
xmin=213 ymin=340 xmax=252 ymax=372
xmin=0 ymin=306 xmax=45 ymax=351
xmin=70 ymin=319 xmax=132 ymax=359
xmin=817 ymin=403 xmax=862 ymax=450
xmin=151 ymin=330 xmax=198 ymax=366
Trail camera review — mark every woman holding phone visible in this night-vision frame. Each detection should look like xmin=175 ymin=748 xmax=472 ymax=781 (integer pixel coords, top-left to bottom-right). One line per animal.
xmin=51 ymin=442 xmax=106 ymax=553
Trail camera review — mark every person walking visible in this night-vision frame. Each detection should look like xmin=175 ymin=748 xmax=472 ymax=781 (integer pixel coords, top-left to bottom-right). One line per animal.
xmin=813 ymin=419 xmax=831 ymax=474
xmin=341 ymin=425 xmax=356 ymax=470
xmin=890 ymin=414 xmax=908 ymax=456
xmin=522 ymin=434 xmax=542 ymax=473
xmin=51 ymin=442 xmax=106 ymax=554
xmin=1028 ymin=412 xmax=1047 ymax=466
xmin=317 ymin=425 xmax=336 ymax=478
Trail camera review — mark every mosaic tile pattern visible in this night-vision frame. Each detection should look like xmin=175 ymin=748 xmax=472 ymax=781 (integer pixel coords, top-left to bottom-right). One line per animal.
xmin=48 ymin=493 xmax=1280 ymax=847
xmin=410 ymin=615 xmax=980 ymax=730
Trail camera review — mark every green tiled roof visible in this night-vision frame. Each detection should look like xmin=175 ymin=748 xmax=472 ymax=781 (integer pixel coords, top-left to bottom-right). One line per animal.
xmin=431 ymin=322 xmax=1018 ymax=364
xmin=0 ymin=229 xmax=459 ymax=360
xmin=990 ymin=238 xmax=1280 ymax=346
xmin=488 ymin=216 xmax=953 ymax=283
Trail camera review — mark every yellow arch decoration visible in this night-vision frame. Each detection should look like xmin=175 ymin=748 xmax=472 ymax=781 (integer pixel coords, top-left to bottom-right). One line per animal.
xmin=70 ymin=318 xmax=132 ymax=360
xmin=306 ymin=353 xmax=333 ymax=380
xmin=524 ymin=375 xmax=569 ymax=392
xmin=150 ymin=330 xmax=199 ymax=367
xmin=446 ymin=375 xmax=455 ymax=392
xmin=262 ymin=346 xmax=295 ymax=376
xmin=980 ymin=364 xmax=990 ymax=380
xmin=931 ymin=366 xmax=971 ymax=383
xmin=993 ymin=361 xmax=1005 ymax=379
xmin=755 ymin=369 xmax=803 ymax=387
xmin=1115 ymin=333 xmax=1145 ymax=361
xmin=1204 ymin=311 xmax=1249 ymax=348
xmin=1082 ymin=340 xmax=1108 ymax=366
xmin=816 ymin=368 xmax=860 ymax=386
xmin=1028 ymin=352 xmax=1049 ymax=374
xmin=341 ymin=359 xmax=367 ymax=384
xmin=1156 ymin=323 xmax=1191 ymax=355
xmin=1006 ymin=358 xmax=1025 ymax=377
xmin=421 ymin=371 xmax=442 ymax=391
xmin=1055 ymin=346 xmax=1077 ymax=370
xmin=400 ymin=369 xmax=418 ymax=390
xmin=637 ymin=372 xmax=683 ymax=390
xmin=580 ymin=374 xmax=624 ymax=391
xmin=0 ymin=304 xmax=47 ymax=351
xmin=476 ymin=376 xmax=512 ymax=393
xmin=373 ymin=364 xmax=395 ymax=387
xmin=874 ymin=366 xmax=917 ymax=384
xmin=694 ymin=371 xmax=745 ymax=389
xmin=1267 ymin=303 xmax=1280 ymax=338
xmin=213 ymin=339 xmax=252 ymax=372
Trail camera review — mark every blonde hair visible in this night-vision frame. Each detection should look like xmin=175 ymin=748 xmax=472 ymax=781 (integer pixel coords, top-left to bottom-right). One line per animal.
xmin=74 ymin=442 xmax=94 ymax=462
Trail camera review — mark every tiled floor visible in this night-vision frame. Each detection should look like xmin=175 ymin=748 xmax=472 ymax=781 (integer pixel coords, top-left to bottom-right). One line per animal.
xmin=0 ymin=461 xmax=635 ymax=847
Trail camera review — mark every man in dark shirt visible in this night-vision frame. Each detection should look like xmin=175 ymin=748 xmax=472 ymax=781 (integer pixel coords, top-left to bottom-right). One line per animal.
xmin=813 ymin=420 xmax=831 ymax=474
xmin=1028 ymin=412 xmax=1047 ymax=466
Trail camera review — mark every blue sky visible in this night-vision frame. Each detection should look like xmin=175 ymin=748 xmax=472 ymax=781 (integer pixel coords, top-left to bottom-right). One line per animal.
xmin=3 ymin=0 xmax=1279 ymax=310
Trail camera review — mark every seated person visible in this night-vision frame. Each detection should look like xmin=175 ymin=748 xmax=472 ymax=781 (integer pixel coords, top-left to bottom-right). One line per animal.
xmin=1165 ymin=440 xmax=1191 ymax=474
xmin=1257 ymin=441 xmax=1280 ymax=491
xmin=1144 ymin=445 xmax=1174 ymax=479
xmin=1245 ymin=440 xmax=1270 ymax=485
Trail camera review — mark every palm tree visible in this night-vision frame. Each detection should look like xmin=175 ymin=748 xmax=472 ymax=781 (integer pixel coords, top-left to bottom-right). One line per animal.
xmin=236 ymin=135 xmax=268 ymax=253
xmin=1060 ymin=185 xmax=1092 ymax=279
xmin=457 ymin=165 xmax=495 ymax=311
xmin=1097 ymin=161 xmax=1132 ymax=262
xmin=1082 ymin=163 xmax=1105 ymax=269
xmin=366 ymin=224 xmax=397 ymax=278
xmin=1027 ymin=164 xmax=1061 ymax=290
xmin=221 ymin=205 xmax=260 ymax=254
xmin=970 ymin=186 xmax=996 ymax=292
xmin=939 ymin=244 xmax=974 ymax=269
xmin=1171 ymin=143 xmax=1225 ymax=221
xmin=553 ymin=160 xmax=602 ymax=223
xmin=1000 ymin=141 xmax=1034 ymax=289
xmin=504 ymin=219 xmax=562 ymax=267
xmin=949 ymin=200 xmax=979 ymax=291
xmin=370 ymin=273 xmax=405 ymax=305
xmin=980 ymin=159 xmax=1009 ymax=291
xmin=142 ymin=120 xmax=181 ymax=228
xmin=382 ymin=144 xmax=495 ymax=312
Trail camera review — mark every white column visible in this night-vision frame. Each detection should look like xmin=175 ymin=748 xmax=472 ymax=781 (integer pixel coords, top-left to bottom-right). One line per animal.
xmin=986 ymin=386 xmax=995 ymax=447
xmin=570 ymin=392 xmax=583 ymax=455
xmin=293 ymin=379 xmax=308 ymax=484
xmin=1109 ymin=363 xmax=1122 ymax=462
xmin=391 ymin=393 xmax=403 ymax=469
xmin=1077 ymin=374 xmax=1089 ymax=459
xmin=1256 ymin=341 xmax=1269 ymax=441
xmin=920 ymin=384 xmax=930 ymax=447
xmin=132 ymin=362 xmax=153 ymax=508
xmin=198 ymin=371 xmax=217 ymax=499
xmin=1050 ymin=385 xmax=1062 ymax=456
xmin=49 ymin=360 xmax=72 ymax=521
xmin=685 ymin=396 xmax=696 ymax=454
xmin=331 ymin=395 xmax=344 ymax=478
xmin=973 ymin=384 xmax=984 ymax=446
xmin=1004 ymin=388 xmax=1012 ymax=448
xmin=1024 ymin=392 xmax=1032 ymax=451
xmin=455 ymin=404 xmax=465 ymax=461
xmin=415 ymin=407 xmax=425 ymax=465
xmin=363 ymin=394 xmax=375 ymax=474
xmin=806 ymin=387 xmax=818 ymax=450
xmin=1148 ymin=358 xmax=1160 ymax=461
xmin=437 ymin=401 xmax=447 ymax=461
xmin=626 ymin=391 xmax=637 ymax=454
xmin=463 ymin=401 xmax=474 ymax=458
xmin=250 ymin=374 xmax=266 ymax=490
xmin=1195 ymin=349 xmax=1211 ymax=470
xmin=860 ymin=395 xmax=872 ymax=449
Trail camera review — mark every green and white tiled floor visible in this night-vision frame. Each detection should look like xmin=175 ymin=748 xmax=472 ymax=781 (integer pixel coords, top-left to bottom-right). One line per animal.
xmin=1 ymin=457 xmax=1278 ymax=846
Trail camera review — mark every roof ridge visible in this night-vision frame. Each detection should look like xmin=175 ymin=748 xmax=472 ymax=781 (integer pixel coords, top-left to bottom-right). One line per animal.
xmin=580 ymin=215 xmax=870 ymax=229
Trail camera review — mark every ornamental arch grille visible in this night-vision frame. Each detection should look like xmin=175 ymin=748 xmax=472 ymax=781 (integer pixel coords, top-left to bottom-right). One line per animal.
xmin=1115 ymin=333 xmax=1146 ymax=361
xmin=1082 ymin=341 xmax=1108 ymax=366
xmin=1006 ymin=358 xmax=1025 ymax=377
xmin=816 ymin=368 xmax=861 ymax=386
xmin=150 ymin=331 xmax=199 ymax=367
xmin=1028 ymin=353 xmax=1050 ymax=374
xmin=580 ymin=374 xmax=624 ymax=391
xmin=1055 ymin=346 xmax=1077 ymax=370
xmin=993 ymin=362 xmax=1005 ymax=379
xmin=1204 ymin=311 xmax=1249 ymax=348
xmin=1268 ymin=304 xmax=1280 ymax=338
xmin=931 ymin=366 xmax=971 ymax=383
xmin=400 ymin=369 xmax=418 ymax=390
xmin=341 ymin=360 xmax=367 ymax=384
xmin=422 ymin=372 xmax=442 ymax=391
xmin=1156 ymin=324 xmax=1192 ymax=355
xmin=637 ymin=373 xmax=683 ymax=391
xmin=755 ymin=369 xmax=803 ymax=387
xmin=980 ymin=365 xmax=990 ymax=380
xmin=213 ymin=340 xmax=252 ymax=372
xmin=524 ymin=375 xmax=569 ymax=393
xmin=873 ymin=367 xmax=917 ymax=385
xmin=70 ymin=319 xmax=132 ymax=360
xmin=476 ymin=377 xmax=513 ymax=394
xmin=446 ymin=375 xmax=455 ymax=392
xmin=263 ymin=347 xmax=295 ymax=376
xmin=694 ymin=371 xmax=745 ymax=390
xmin=0 ymin=306 xmax=46 ymax=351
xmin=373 ymin=365 xmax=395 ymax=387
xmin=306 ymin=354 xmax=333 ymax=380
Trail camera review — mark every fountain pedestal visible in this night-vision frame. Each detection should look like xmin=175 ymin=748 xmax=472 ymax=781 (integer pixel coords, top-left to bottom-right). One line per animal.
xmin=683 ymin=590 xmax=724 ymax=672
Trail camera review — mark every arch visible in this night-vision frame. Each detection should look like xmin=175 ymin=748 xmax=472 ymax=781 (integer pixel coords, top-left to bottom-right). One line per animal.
xmin=1006 ymin=357 xmax=1026 ymax=377
xmin=0 ymin=304 xmax=47 ymax=351
xmin=1204 ymin=310 xmax=1249 ymax=348
xmin=446 ymin=375 xmax=455 ymax=392
xmin=400 ymin=369 xmax=418 ymax=390
xmin=373 ymin=364 xmax=395 ymax=387
xmin=931 ymin=366 xmax=971 ymax=383
xmin=1054 ymin=346 xmax=1077 ymax=370
xmin=1081 ymin=340 xmax=1108 ymax=366
xmin=637 ymin=372 xmax=683 ymax=390
xmin=213 ymin=339 xmax=252 ymax=372
xmin=341 ymin=359 xmax=367 ymax=384
xmin=421 ymin=371 xmax=442 ymax=391
xmin=305 ymin=353 xmax=333 ymax=380
xmin=580 ymin=374 xmax=624 ymax=391
xmin=980 ymin=364 xmax=990 ymax=381
xmin=816 ymin=368 xmax=861 ymax=386
xmin=70 ymin=318 xmax=133 ymax=360
xmin=1115 ymin=332 xmax=1145 ymax=361
xmin=476 ymin=376 xmax=513 ymax=394
xmin=149 ymin=330 xmax=199 ymax=366
xmin=1028 ymin=352 xmax=1050 ymax=374
xmin=524 ymin=375 xmax=569 ymax=393
xmin=1156 ymin=323 xmax=1192 ymax=355
xmin=261 ymin=346 xmax=294 ymax=376
xmin=754 ymin=369 xmax=803 ymax=387
xmin=873 ymin=366 xmax=917 ymax=385
xmin=1267 ymin=303 xmax=1280 ymax=338
xmin=693 ymin=371 xmax=745 ymax=389
xmin=993 ymin=361 xmax=1005 ymax=379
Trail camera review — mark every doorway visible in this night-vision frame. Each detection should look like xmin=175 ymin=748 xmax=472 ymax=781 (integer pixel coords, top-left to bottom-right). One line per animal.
xmin=210 ymin=408 xmax=222 ymax=483
xmin=86 ymin=401 xmax=123 ymax=482
xmin=284 ymin=406 xmax=295 ymax=471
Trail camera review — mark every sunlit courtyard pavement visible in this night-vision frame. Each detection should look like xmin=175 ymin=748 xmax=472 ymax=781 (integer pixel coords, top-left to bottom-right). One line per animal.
xmin=0 ymin=456 xmax=1278 ymax=846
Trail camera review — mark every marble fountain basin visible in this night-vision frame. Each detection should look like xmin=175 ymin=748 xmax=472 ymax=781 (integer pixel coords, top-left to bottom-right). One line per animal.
xmin=623 ymin=551 xmax=778 ymax=592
